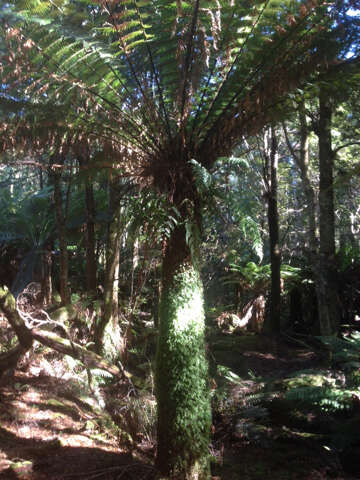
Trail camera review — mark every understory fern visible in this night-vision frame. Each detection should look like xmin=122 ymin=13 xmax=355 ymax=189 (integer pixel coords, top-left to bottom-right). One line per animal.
xmin=285 ymin=385 xmax=357 ymax=413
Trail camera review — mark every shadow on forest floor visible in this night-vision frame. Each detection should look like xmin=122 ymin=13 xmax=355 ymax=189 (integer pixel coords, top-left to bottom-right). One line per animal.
xmin=210 ymin=332 xmax=318 ymax=378
xmin=0 ymin=333 xmax=359 ymax=480
xmin=0 ymin=371 xmax=154 ymax=480
xmin=209 ymin=333 xmax=360 ymax=480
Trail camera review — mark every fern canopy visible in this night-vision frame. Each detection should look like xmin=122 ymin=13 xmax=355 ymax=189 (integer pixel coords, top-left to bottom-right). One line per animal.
xmin=1 ymin=0 xmax=345 ymax=196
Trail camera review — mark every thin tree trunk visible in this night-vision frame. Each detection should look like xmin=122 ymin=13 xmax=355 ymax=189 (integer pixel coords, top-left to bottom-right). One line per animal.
xmin=76 ymin=146 xmax=97 ymax=294
xmin=94 ymin=173 xmax=121 ymax=356
xmin=299 ymin=111 xmax=317 ymax=256
xmin=112 ymin=246 xmax=120 ymax=319
xmin=316 ymin=87 xmax=339 ymax=336
xmin=156 ymin=217 xmax=211 ymax=479
xmin=264 ymin=127 xmax=281 ymax=334
xmin=52 ymin=170 xmax=70 ymax=305
xmin=84 ymin=181 xmax=97 ymax=294
xmin=284 ymin=106 xmax=318 ymax=257
xmin=39 ymin=166 xmax=43 ymax=190
xmin=40 ymin=241 xmax=52 ymax=305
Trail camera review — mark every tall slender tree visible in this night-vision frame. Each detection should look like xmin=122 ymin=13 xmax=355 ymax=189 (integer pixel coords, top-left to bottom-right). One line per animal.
xmin=264 ymin=127 xmax=281 ymax=333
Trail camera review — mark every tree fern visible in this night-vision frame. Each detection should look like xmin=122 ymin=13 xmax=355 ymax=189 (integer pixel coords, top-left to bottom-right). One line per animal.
xmin=1 ymin=1 xmax=355 ymax=477
xmin=1 ymin=0 xmax=345 ymax=168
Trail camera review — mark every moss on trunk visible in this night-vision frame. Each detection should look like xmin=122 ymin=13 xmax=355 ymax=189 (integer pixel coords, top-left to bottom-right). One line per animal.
xmin=155 ymin=225 xmax=211 ymax=480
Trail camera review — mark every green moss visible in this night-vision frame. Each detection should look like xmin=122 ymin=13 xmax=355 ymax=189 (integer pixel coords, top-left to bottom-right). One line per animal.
xmin=51 ymin=305 xmax=77 ymax=323
xmin=53 ymin=291 xmax=62 ymax=304
xmin=156 ymin=264 xmax=211 ymax=479
xmin=271 ymin=371 xmax=336 ymax=392
xmin=102 ymin=319 xmax=122 ymax=363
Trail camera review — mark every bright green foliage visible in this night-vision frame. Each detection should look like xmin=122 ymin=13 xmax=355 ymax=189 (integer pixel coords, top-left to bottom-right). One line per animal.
xmin=156 ymin=263 xmax=211 ymax=479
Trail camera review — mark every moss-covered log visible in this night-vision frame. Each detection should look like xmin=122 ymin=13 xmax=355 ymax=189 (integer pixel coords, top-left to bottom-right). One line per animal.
xmin=156 ymin=224 xmax=211 ymax=480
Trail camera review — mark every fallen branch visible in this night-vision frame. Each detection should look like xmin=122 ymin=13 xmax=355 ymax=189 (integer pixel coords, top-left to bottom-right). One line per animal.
xmin=0 ymin=285 xmax=131 ymax=381
xmin=31 ymin=328 xmax=131 ymax=379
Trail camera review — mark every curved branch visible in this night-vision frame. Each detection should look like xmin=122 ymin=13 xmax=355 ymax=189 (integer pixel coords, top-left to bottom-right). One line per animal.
xmin=0 ymin=286 xmax=130 ymax=380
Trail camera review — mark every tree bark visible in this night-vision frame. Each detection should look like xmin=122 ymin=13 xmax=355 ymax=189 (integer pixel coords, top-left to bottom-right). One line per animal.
xmin=0 ymin=286 xmax=33 ymax=348
xmin=264 ymin=127 xmax=281 ymax=334
xmin=298 ymin=107 xmax=318 ymax=257
xmin=84 ymin=179 xmax=97 ymax=294
xmin=315 ymin=87 xmax=339 ymax=336
xmin=51 ymin=169 xmax=70 ymax=305
xmin=155 ymin=219 xmax=211 ymax=480
xmin=94 ymin=172 xmax=122 ymax=357
xmin=76 ymin=145 xmax=97 ymax=294
xmin=40 ymin=241 xmax=53 ymax=306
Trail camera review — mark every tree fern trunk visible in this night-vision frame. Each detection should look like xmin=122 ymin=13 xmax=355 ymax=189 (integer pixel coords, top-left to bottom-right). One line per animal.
xmin=156 ymin=222 xmax=211 ymax=480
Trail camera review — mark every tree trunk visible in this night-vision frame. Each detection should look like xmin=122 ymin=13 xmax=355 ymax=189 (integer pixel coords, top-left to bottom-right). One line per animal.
xmin=316 ymin=87 xmax=339 ymax=336
xmin=76 ymin=146 xmax=97 ymax=294
xmin=264 ymin=127 xmax=281 ymax=334
xmin=84 ymin=180 xmax=97 ymax=294
xmin=284 ymin=106 xmax=318 ymax=257
xmin=0 ymin=286 xmax=33 ymax=349
xmin=156 ymin=220 xmax=211 ymax=480
xmin=298 ymin=105 xmax=318 ymax=256
xmin=52 ymin=170 xmax=70 ymax=305
xmin=94 ymin=173 xmax=121 ymax=357
xmin=40 ymin=241 xmax=53 ymax=306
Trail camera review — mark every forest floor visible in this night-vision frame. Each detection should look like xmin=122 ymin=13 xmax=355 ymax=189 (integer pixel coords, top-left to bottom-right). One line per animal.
xmin=210 ymin=334 xmax=359 ymax=480
xmin=0 ymin=333 xmax=359 ymax=480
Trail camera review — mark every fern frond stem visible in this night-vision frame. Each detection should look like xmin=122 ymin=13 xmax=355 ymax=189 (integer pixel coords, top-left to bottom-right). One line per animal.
xmin=82 ymin=122 xmax=151 ymax=154
xmin=180 ymin=0 xmax=200 ymax=125
xmin=194 ymin=0 xmax=271 ymax=139
xmin=225 ymin=13 xmax=319 ymax=112
xmin=24 ymin=35 xmax=160 ymax=152
xmin=22 ymin=32 xmax=141 ymax=131
xmin=189 ymin=4 xmax=237 ymax=141
xmin=201 ymin=16 xmax=320 ymax=150
xmin=133 ymin=0 xmax=173 ymax=140
xmin=104 ymin=1 xmax=165 ymax=138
